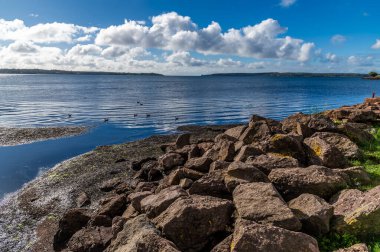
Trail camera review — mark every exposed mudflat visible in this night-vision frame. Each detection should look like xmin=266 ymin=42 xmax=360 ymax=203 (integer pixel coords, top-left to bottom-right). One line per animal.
xmin=0 ymin=126 xmax=88 ymax=146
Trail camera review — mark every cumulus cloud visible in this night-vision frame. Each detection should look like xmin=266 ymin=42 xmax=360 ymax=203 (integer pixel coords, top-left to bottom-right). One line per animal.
xmin=331 ymin=34 xmax=346 ymax=44
xmin=95 ymin=12 xmax=314 ymax=62
xmin=347 ymin=55 xmax=374 ymax=66
xmin=0 ymin=18 xmax=98 ymax=43
xmin=372 ymin=39 xmax=380 ymax=49
xmin=280 ymin=0 xmax=297 ymax=7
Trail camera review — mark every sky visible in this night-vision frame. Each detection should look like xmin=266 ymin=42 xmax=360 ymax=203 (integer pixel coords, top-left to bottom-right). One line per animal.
xmin=0 ymin=0 xmax=379 ymax=75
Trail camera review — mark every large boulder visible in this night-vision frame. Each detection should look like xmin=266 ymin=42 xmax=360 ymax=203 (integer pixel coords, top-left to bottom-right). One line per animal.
xmin=333 ymin=167 xmax=371 ymax=187
xmin=288 ymin=193 xmax=334 ymax=236
xmin=53 ymin=208 xmax=91 ymax=250
xmin=218 ymin=140 xmax=235 ymax=162
xmin=175 ymin=133 xmax=191 ymax=149
xmin=159 ymin=153 xmax=185 ymax=170
xmin=282 ymin=113 xmax=336 ymax=135
xmin=185 ymin=157 xmax=213 ymax=172
xmin=67 ymin=226 xmax=113 ymax=252
xmin=330 ymin=186 xmax=380 ymax=236
xmin=233 ymin=182 xmax=301 ymax=231
xmin=230 ymin=219 xmax=319 ymax=252
xmin=233 ymin=145 xmax=263 ymax=162
xmin=328 ymin=108 xmax=378 ymax=123
xmin=156 ymin=168 xmax=204 ymax=191
xmin=210 ymin=235 xmax=233 ymax=252
xmin=224 ymin=125 xmax=247 ymax=140
xmin=98 ymin=194 xmax=127 ymax=217
xmin=265 ymin=134 xmax=306 ymax=163
xmin=268 ymin=166 xmax=347 ymax=200
xmin=334 ymin=243 xmax=369 ymax=252
xmin=304 ymin=134 xmax=348 ymax=168
xmin=246 ymin=153 xmax=300 ymax=174
xmin=140 ymin=186 xmax=188 ymax=218
xmin=337 ymin=123 xmax=375 ymax=146
xmin=153 ymin=195 xmax=234 ymax=251
xmin=224 ymin=161 xmax=269 ymax=192
xmin=309 ymin=132 xmax=361 ymax=159
xmin=189 ymin=171 xmax=230 ymax=199
xmin=107 ymin=215 xmax=180 ymax=252
xmin=239 ymin=120 xmax=272 ymax=144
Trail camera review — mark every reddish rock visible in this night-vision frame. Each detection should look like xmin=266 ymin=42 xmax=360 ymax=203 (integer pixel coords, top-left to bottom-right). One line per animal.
xmin=185 ymin=157 xmax=213 ymax=172
xmin=175 ymin=133 xmax=191 ymax=149
xmin=153 ymin=195 xmax=234 ymax=251
xmin=189 ymin=171 xmax=230 ymax=198
xmin=218 ymin=140 xmax=235 ymax=162
xmin=224 ymin=125 xmax=247 ymax=140
xmin=246 ymin=153 xmax=300 ymax=174
xmin=98 ymin=194 xmax=127 ymax=217
xmin=140 ymin=186 xmax=189 ymax=218
xmin=268 ymin=166 xmax=347 ymax=200
xmin=233 ymin=182 xmax=301 ymax=231
xmin=67 ymin=226 xmax=113 ymax=252
xmin=231 ymin=220 xmax=319 ymax=252
xmin=159 ymin=153 xmax=185 ymax=170
xmin=127 ymin=191 xmax=152 ymax=212
xmin=209 ymin=160 xmax=230 ymax=172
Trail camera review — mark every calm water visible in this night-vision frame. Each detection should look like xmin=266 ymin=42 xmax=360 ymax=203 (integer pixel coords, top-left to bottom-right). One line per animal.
xmin=0 ymin=74 xmax=378 ymax=199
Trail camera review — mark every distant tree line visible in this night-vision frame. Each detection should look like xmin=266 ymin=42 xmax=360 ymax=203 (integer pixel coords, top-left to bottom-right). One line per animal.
xmin=369 ymin=71 xmax=379 ymax=77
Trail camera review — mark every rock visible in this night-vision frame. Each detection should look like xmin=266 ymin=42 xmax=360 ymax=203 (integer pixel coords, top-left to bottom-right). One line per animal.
xmin=53 ymin=209 xmax=91 ymax=250
xmin=176 ymin=133 xmax=191 ymax=149
xmin=288 ymin=193 xmax=334 ymax=236
xmin=107 ymin=215 xmax=180 ymax=252
xmin=246 ymin=153 xmax=300 ymax=175
xmin=304 ymin=134 xmax=348 ymax=168
xmin=233 ymin=182 xmax=301 ymax=231
xmin=158 ymin=168 xmax=205 ymax=190
xmin=188 ymin=144 xmax=202 ymax=159
xmin=224 ymin=125 xmax=247 ymax=140
xmin=153 ymin=195 xmax=234 ymax=251
xmin=310 ymin=132 xmax=361 ymax=159
xmin=265 ymin=134 xmax=306 ymax=163
xmin=239 ymin=121 xmax=272 ymax=144
xmin=134 ymin=181 xmax=157 ymax=192
xmin=337 ymin=123 xmax=375 ymax=145
xmin=90 ymin=214 xmax=113 ymax=227
xmin=234 ymin=140 xmax=244 ymax=152
xmin=281 ymin=112 xmax=310 ymax=133
xmin=334 ymin=243 xmax=369 ymax=252
xmin=98 ymin=194 xmax=127 ymax=217
xmin=122 ymin=205 xmax=139 ymax=221
xmin=112 ymin=216 xmax=126 ymax=238
xmin=100 ymin=178 xmax=122 ymax=192
xmin=224 ymin=161 xmax=269 ymax=192
xmin=203 ymin=148 xmax=220 ymax=161
xmin=233 ymin=145 xmax=263 ymax=162
xmin=189 ymin=171 xmax=230 ymax=198
xmin=179 ymin=178 xmax=193 ymax=189
xmin=134 ymin=160 xmax=163 ymax=182
xmin=76 ymin=192 xmax=90 ymax=207
xmin=215 ymin=133 xmax=237 ymax=144
xmin=308 ymin=114 xmax=337 ymax=132
xmin=218 ymin=141 xmax=235 ymax=162
xmin=209 ymin=160 xmax=230 ymax=172
xmin=231 ymin=220 xmax=319 ymax=252
xmin=330 ymin=186 xmax=380 ymax=235
xmin=128 ymin=191 xmax=152 ymax=212
xmin=68 ymin=226 xmax=113 ymax=252
xmin=333 ymin=167 xmax=371 ymax=187
xmin=248 ymin=115 xmax=283 ymax=134
xmin=348 ymin=109 xmax=378 ymax=123
xmin=185 ymin=157 xmax=213 ymax=172
xmin=159 ymin=153 xmax=185 ymax=170
xmin=269 ymin=166 xmax=347 ymax=200
xmin=210 ymin=235 xmax=233 ymax=252
xmin=141 ymin=186 xmax=189 ymax=218
xmin=282 ymin=112 xmax=337 ymax=134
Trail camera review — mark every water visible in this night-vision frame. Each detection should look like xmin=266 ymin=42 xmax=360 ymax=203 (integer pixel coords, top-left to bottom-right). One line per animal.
xmin=0 ymin=74 xmax=378 ymax=199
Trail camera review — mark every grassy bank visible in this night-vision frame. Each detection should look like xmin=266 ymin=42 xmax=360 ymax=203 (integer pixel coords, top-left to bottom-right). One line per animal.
xmin=318 ymin=126 xmax=380 ymax=252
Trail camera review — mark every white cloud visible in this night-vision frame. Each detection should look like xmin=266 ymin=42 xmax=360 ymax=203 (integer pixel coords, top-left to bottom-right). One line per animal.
xmin=347 ymin=55 xmax=374 ymax=66
xmin=280 ymin=0 xmax=297 ymax=7
xmin=372 ymin=39 xmax=380 ymax=49
xmin=331 ymin=34 xmax=346 ymax=44
xmin=0 ymin=19 xmax=98 ymax=44
xmin=95 ymin=12 xmax=314 ymax=62
xmin=29 ymin=13 xmax=39 ymax=18
xmin=325 ymin=53 xmax=339 ymax=63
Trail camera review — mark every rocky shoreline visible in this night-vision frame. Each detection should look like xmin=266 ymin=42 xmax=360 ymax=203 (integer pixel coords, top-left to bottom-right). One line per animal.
xmin=2 ymin=99 xmax=380 ymax=251
xmin=0 ymin=126 xmax=88 ymax=146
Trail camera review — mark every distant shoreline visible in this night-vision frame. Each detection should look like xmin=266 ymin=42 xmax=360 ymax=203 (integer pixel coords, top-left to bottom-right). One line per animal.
xmin=0 ymin=69 xmax=368 ymax=78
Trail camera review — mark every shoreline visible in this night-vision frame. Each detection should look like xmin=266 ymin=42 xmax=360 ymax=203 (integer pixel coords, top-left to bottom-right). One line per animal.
xmin=1 ymin=99 xmax=380 ymax=251
xmin=0 ymin=126 xmax=89 ymax=146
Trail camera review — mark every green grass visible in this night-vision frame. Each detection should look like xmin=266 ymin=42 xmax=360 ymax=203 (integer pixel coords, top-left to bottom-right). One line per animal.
xmin=351 ymin=126 xmax=380 ymax=190
xmin=318 ymin=126 xmax=380 ymax=251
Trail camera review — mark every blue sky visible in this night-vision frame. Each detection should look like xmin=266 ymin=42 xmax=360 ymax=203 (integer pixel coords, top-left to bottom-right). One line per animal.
xmin=0 ymin=0 xmax=379 ymax=75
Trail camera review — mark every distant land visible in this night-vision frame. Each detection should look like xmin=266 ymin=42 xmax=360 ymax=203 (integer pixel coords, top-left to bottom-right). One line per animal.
xmin=0 ymin=69 xmax=369 ymax=78
xmin=0 ymin=69 xmax=163 ymax=76
xmin=204 ymin=72 xmax=367 ymax=78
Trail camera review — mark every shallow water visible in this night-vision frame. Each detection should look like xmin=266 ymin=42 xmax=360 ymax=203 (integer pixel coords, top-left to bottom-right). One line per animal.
xmin=0 ymin=74 xmax=378 ymax=199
